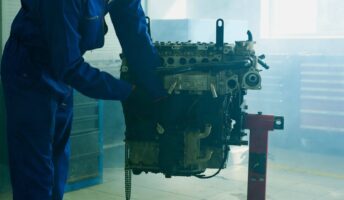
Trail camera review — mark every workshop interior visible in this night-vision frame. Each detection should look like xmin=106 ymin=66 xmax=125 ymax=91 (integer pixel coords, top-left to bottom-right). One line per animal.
xmin=1 ymin=0 xmax=344 ymax=200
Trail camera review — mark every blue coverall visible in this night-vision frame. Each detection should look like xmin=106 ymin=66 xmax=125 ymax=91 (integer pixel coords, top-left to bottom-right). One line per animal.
xmin=0 ymin=0 xmax=165 ymax=199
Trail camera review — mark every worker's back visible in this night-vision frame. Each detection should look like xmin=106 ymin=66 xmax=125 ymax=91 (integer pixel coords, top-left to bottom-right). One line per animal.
xmin=4 ymin=0 xmax=109 ymax=98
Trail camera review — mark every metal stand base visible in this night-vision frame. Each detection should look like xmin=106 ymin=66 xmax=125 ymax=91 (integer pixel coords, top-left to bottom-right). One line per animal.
xmin=244 ymin=113 xmax=284 ymax=200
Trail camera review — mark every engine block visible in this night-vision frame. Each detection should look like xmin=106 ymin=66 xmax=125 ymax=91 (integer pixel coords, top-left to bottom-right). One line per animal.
xmin=121 ymin=20 xmax=268 ymax=178
xmin=155 ymin=40 xmax=262 ymax=96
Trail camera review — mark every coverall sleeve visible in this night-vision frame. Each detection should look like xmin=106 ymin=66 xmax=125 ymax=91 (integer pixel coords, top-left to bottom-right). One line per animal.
xmin=42 ymin=0 xmax=132 ymax=100
xmin=108 ymin=0 xmax=168 ymax=100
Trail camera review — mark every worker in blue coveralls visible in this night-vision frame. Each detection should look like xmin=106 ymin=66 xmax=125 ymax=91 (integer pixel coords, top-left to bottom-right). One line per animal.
xmin=0 ymin=0 xmax=166 ymax=199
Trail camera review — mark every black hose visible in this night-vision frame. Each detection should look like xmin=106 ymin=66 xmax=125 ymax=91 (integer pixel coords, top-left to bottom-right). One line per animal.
xmin=194 ymin=145 xmax=230 ymax=179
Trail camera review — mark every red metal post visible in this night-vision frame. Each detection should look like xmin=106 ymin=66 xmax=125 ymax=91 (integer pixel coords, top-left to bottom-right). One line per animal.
xmin=244 ymin=114 xmax=276 ymax=200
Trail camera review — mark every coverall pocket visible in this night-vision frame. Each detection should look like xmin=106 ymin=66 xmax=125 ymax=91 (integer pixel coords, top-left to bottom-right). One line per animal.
xmin=13 ymin=70 xmax=37 ymax=90
xmin=79 ymin=16 xmax=105 ymax=51
xmin=3 ymin=42 xmax=41 ymax=90
xmin=79 ymin=0 xmax=106 ymax=51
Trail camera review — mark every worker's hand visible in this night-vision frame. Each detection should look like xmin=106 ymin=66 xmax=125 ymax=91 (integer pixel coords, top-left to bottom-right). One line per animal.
xmin=122 ymin=84 xmax=155 ymax=119
xmin=123 ymin=84 xmax=174 ymax=135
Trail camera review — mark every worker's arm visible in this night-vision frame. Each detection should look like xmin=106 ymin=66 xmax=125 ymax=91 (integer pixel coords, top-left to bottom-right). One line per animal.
xmin=41 ymin=0 xmax=132 ymax=100
xmin=108 ymin=0 xmax=167 ymax=100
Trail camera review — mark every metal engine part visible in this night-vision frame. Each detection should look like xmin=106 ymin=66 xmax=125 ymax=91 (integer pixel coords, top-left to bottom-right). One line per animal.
xmin=156 ymin=40 xmax=261 ymax=96
xmin=121 ymin=19 xmax=269 ymax=179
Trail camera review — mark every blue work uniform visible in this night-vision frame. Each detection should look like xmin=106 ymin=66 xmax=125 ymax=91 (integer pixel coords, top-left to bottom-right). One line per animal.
xmin=0 ymin=0 xmax=165 ymax=199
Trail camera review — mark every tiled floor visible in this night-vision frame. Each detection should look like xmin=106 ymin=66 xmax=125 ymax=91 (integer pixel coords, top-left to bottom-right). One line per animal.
xmin=1 ymin=147 xmax=344 ymax=200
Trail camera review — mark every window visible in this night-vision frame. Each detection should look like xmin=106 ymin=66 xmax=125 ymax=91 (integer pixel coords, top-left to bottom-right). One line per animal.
xmin=147 ymin=0 xmax=187 ymax=19
xmin=261 ymin=0 xmax=344 ymax=39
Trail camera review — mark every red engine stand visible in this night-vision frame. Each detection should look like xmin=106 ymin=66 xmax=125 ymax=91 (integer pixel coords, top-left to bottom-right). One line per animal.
xmin=244 ymin=113 xmax=284 ymax=200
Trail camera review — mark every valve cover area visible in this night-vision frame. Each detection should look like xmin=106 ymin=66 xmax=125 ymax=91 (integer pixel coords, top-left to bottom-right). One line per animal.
xmin=121 ymin=28 xmax=263 ymax=178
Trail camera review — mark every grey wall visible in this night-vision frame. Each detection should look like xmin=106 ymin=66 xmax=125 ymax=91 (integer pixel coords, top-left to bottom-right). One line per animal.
xmin=186 ymin=0 xmax=261 ymax=34
xmin=1 ymin=1 xmax=20 ymax=50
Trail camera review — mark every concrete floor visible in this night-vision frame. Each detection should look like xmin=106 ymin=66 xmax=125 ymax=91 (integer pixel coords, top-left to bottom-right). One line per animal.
xmin=1 ymin=147 xmax=344 ymax=200
xmin=64 ymin=147 xmax=344 ymax=200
